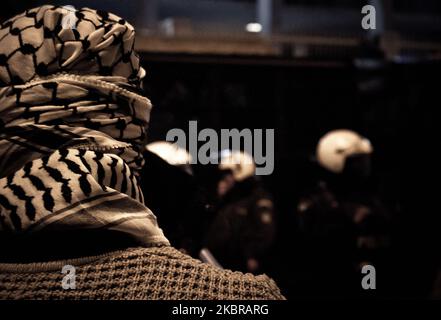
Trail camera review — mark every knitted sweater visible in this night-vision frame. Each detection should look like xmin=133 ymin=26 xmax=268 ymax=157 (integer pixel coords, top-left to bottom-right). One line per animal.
xmin=0 ymin=246 xmax=285 ymax=300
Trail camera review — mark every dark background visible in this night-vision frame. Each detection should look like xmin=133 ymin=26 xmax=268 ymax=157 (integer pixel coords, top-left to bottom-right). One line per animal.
xmin=142 ymin=54 xmax=439 ymax=298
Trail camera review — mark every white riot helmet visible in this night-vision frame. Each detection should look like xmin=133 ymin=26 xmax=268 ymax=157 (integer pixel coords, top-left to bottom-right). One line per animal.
xmin=218 ymin=150 xmax=255 ymax=182
xmin=316 ymin=130 xmax=373 ymax=174
xmin=146 ymin=141 xmax=192 ymax=166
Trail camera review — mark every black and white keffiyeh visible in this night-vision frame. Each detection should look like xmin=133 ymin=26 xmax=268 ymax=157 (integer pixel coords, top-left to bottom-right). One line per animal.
xmin=0 ymin=5 xmax=169 ymax=248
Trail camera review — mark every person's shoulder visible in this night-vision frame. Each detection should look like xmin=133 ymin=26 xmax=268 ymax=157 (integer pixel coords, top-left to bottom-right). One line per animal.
xmin=96 ymin=246 xmax=286 ymax=300
xmin=0 ymin=245 xmax=285 ymax=300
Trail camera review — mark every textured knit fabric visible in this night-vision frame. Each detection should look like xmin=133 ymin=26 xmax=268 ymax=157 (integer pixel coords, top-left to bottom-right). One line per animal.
xmin=0 ymin=246 xmax=285 ymax=300
xmin=0 ymin=5 xmax=168 ymax=246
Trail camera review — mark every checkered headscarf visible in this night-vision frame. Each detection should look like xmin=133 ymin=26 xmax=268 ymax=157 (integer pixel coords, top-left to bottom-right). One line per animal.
xmin=0 ymin=5 xmax=145 ymax=85
xmin=0 ymin=5 xmax=150 ymax=176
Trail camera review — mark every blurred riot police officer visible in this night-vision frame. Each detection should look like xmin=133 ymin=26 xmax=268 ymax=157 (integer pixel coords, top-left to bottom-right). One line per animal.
xmin=141 ymin=141 xmax=212 ymax=256
xmin=296 ymin=130 xmax=391 ymax=297
xmin=203 ymin=150 xmax=276 ymax=274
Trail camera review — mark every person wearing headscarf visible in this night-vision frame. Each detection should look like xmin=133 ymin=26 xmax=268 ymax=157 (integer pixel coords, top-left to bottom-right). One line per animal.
xmin=0 ymin=5 xmax=284 ymax=300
